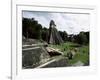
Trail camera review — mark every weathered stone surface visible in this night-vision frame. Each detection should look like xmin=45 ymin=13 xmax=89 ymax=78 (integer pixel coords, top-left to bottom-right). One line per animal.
xmin=22 ymin=46 xmax=50 ymax=68
xmin=36 ymin=56 xmax=68 ymax=68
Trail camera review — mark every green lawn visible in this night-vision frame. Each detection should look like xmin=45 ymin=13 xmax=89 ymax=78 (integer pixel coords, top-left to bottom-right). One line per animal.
xmin=49 ymin=42 xmax=89 ymax=66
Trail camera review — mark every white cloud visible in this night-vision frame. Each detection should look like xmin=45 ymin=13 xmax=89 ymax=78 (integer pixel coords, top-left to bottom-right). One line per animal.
xmin=23 ymin=11 xmax=90 ymax=34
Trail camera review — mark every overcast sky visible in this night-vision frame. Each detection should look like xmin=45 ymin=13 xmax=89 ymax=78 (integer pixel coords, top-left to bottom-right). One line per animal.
xmin=22 ymin=11 xmax=90 ymax=35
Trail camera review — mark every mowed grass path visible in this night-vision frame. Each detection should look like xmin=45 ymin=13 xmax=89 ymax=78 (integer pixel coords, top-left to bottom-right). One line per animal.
xmin=49 ymin=42 xmax=89 ymax=66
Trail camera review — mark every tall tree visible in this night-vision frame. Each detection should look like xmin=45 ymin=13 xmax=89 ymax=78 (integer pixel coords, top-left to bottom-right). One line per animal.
xmin=22 ymin=18 xmax=42 ymax=39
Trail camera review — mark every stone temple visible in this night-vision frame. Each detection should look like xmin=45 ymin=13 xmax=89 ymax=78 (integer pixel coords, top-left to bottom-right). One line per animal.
xmin=48 ymin=20 xmax=63 ymax=44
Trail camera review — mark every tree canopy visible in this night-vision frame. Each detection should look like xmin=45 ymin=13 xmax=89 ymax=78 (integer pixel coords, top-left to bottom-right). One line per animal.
xmin=22 ymin=18 xmax=89 ymax=45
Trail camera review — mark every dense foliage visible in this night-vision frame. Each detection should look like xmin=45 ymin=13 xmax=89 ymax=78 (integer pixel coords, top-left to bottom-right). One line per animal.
xmin=22 ymin=18 xmax=42 ymax=39
xmin=69 ymin=32 xmax=89 ymax=45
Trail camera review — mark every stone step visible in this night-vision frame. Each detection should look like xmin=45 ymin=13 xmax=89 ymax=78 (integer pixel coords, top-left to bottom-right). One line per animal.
xmin=22 ymin=47 xmax=40 ymax=51
xmin=22 ymin=43 xmax=48 ymax=49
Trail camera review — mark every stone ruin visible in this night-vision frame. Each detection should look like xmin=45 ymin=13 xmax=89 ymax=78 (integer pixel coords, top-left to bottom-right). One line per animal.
xmin=22 ymin=20 xmax=69 ymax=69
xmin=48 ymin=20 xmax=63 ymax=44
